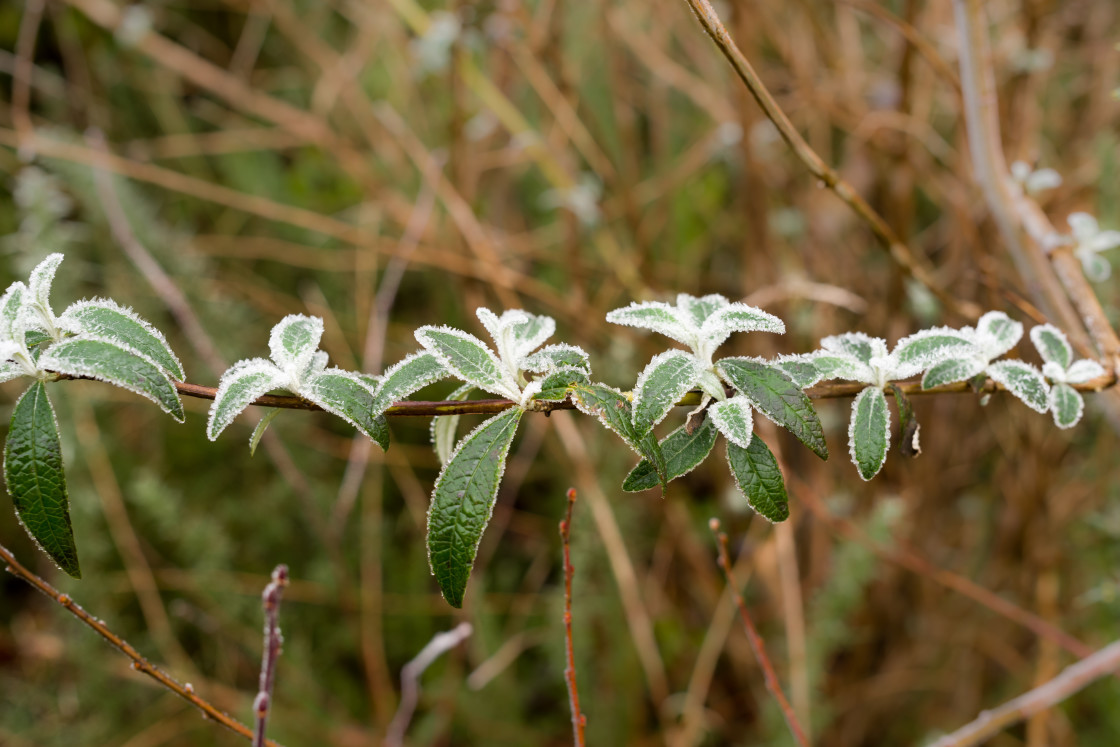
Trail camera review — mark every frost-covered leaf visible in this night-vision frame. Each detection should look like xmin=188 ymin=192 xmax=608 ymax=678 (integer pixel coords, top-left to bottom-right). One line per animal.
xmin=571 ymin=383 xmax=666 ymax=485
xmin=988 ymin=360 xmax=1049 ymax=413
xmin=40 ymin=337 xmax=184 ymax=422
xmin=773 ymin=356 xmax=823 ymax=388
xmin=0 ymin=282 xmax=27 ymax=339
xmin=623 ymin=418 xmax=717 ymax=493
xmin=415 ymin=326 xmax=519 ymax=399
xmin=1050 ymin=383 xmax=1084 ymax=429
xmin=28 ymin=253 xmax=64 ymax=317
xmin=373 ymin=350 xmax=449 ymax=413
xmin=207 ymin=358 xmax=287 ymax=440
xmin=894 ymin=327 xmax=974 ymax=367
xmin=521 ymin=344 xmax=590 ymax=373
xmin=677 ymin=293 xmax=727 ymax=327
xmin=59 ymin=298 xmax=184 ymax=380
xmin=249 ymin=409 xmax=280 ymax=456
xmin=4 ymin=381 xmax=79 ymax=578
xmin=921 ymin=357 xmax=985 ymax=390
xmin=849 ymin=386 xmax=889 ymax=481
xmin=507 ymin=312 xmax=555 ymax=361
xmin=1083 ymin=252 xmax=1112 ymax=282
xmin=605 ymin=301 xmax=694 ymax=348
xmin=268 ymin=314 xmax=324 ymax=374
xmin=24 ymin=329 xmax=51 ymax=349
xmin=431 ymin=384 xmax=473 ymax=466
xmin=717 ymin=358 xmax=827 ymax=460
xmin=726 ymin=438 xmax=789 ymax=522
xmin=709 ymin=395 xmax=754 ymax=449
xmin=695 ymin=369 xmax=727 ymax=399
xmin=632 ymin=350 xmax=700 ymax=436
xmin=820 ymin=332 xmax=886 ymax=365
xmin=1029 ymin=324 xmax=1071 ymax=370
xmin=532 ymin=366 xmax=589 ymax=402
xmin=700 ymin=304 xmax=785 ymax=348
xmin=0 ymin=360 xmax=25 ymax=384
xmin=976 ymin=311 xmax=1022 ymax=358
xmin=303 ymin=369 xmax=389 ymax=449
xmin=807 ymin=353 xmax=864 ymax=383
xmin=1065 ymin=359 xmax=1106 ymax=384
xmin=427 ymin=407 xmax=523 ymax=607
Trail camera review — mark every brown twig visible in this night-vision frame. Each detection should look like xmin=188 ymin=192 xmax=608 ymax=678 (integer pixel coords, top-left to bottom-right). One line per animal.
xmin=253 ymin=565 xmax=289 ymax=747
xmin=928 ymin=639 xmax=1120 ymax=747
xmin=559 ymin=487 xmax=587 ymax=747
xmin=0 ymin=541 xmax=280 ymax=747
xmin=680 ymin=0 xmax=981 ymax=321
xmin=709 ymin=519 xmax=809 ymax=747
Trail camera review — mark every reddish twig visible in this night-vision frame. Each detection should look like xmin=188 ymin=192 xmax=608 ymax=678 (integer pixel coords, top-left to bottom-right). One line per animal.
xmin=253 ymin=565 xmax=289 ymax=747
xmin=560 ymin=487 xmax=587 ymax=746
xmin=709 ymin=519 xmax=809 ymax=747
xmin=0 ymin=541 xmax=280 ymax=746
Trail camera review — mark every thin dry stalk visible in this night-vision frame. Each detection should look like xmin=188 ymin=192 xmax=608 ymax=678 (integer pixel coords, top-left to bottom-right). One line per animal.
xmin=708 ymin=520 xmax=809 ymax=747
xmin=383 ymin=622 xmax=473 ymax=747
xmin=559 ymin=487 xmax=587 ymax=747
xmin=0 ymin=541 xmax=279 ymax=747
xmin=929 ymin=639 xmax=1120 ymax=747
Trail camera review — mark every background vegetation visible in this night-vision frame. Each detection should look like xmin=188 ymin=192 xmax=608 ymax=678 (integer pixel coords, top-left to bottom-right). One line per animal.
xmin=1 ymin=0 xmax=1119 ymax=744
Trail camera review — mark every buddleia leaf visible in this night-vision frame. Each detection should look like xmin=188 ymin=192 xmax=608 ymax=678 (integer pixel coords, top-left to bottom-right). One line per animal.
xmin=632 ymin=350 xmax=700 ymax=436
xmin=59 ymin=298 xmax=184 ymax=380
xmin=709 ymin=395 xmax=754 ymax=449
xmin=268 ymin=314 xmax=324 ymax=373
xmin=427 ymin=407 xmax=523 ymax=607
xmin=849 ymin=386 xmax=889 ymax=481
xmin=415 ymin=326 xmax=519 ymax=399
xmin=677 ymin=293 xmax=728 ymax=327
xmin=431 ymin=384 xmax=474 ymax=466
xmin=39 ymin=337 xmax=184 ymax=422
xmin=373 ymin=350 xmax=449 ymax=413
xmin=0 ymin=282 xmax=27 ymax=339
xmin=507 ymin=313 xmax=555 ymax=361
xmin=894 ymin=327 xmax=975 ymax=367
xmin=571 ymin=383 xmax=667 ymax=487
xmin=977 ymin=311 xmax=1022 ymax=357
xmin=520 ymin=344 xmax=590 ymax=373
xmin=28 ymin=253 xmax=64 ymax=316
xmin=532 ymin=366 xmax=589 ymax=402
xmin=4 ymin=382 xmax=79 ymax=577
xmin=988 ymin=360 xmax=1049 ymax=413
xmin=717 ymin=358 xmax=827 ymax=460
xmin=605 ymin=301 xmax=695 ymax=348
xmin=1029 ymin=324 xmax=1072 ymax=370
xmin=820 ymin=332 xmax=886 ymax=365
xmin=726 ymin=438 xmax=789 ymax=522
xmin=1050 ymin=383 xmax=1084 ymax=429
xmin=699 ymin=304 xmax=785 ymax=348
xmin=921 ymin=357 xmax=985 ymax=390
xmin=772 ymin=355 xmax=823 ymax=388
xmin=623 ymin=418 xmax=717 ymax=493
xmin=1065 ymin=359 xmax=1106 ymax=384
xmin=0 ymin=360 xmax=25 ymax=384
xmin=249 ymin=409 xmax=280 ymax=456
xmin=207 ymin=358 xmax=287 ymax=440
xmin=302 ymin=369 xmax=388 ymax=449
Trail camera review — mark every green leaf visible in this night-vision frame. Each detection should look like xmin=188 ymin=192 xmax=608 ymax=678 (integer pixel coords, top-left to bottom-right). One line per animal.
xmin=1030 ymin=324 xmax=1072 ymax=369
xmin=4 ymin=382 xmax=79 ymax=578
xmin=677 ymin=293 xmax=727 ymax=327
xmin=717 ymin=358 xmax=828 ymax=460
xmin=849 ymin=386 xmax=889 ymax=480
xmin=431 ymin=384 xmax=473 ymax=466
xmin=373 ymin=350 xmax=449 ymax=413
xmin=894 ymin=329 xmax=974 ymax=367
xmin=571 ymin=383 xmax=667 ymax=487
xmin=40 ymin=337 xmax=185 ymax=422
xmin=632 ymin=350 xmax=699 ymax=436
xmin=532 ymin=366 xmax=589 ymax=402
xmin=709 ymin=395 xmax=754 ymax=449
xmin=605 ymin=302 xmax=694 ymax=348
xmin=773 ymin=357 xmax=822 ymax=388
xmin=249 ymin=409 xmax=280 ymax=456
xmin=28 ymin=254 xmax=64 ymax=314
xmin=887 ymin=384 xmax=920 ymax=458
xmin=0 ymin=282 xmax=27 ymax=339
xmin=921 ymin=357 xmax=985 ymax=390
xmin=820 ymin=332 xmax=881 ymax=365
xmin=303 ymin=370 xmax=389 ymax=449
xmin=1050 ymin=383 xmax=1084 ymax=429
xmin=623 ymin=417 xmax=717 ymax=492
xmin=520 ymin=344 xmax=590 ymax=373
xmin=427 ymin=407 xmax=523 ymax=607
xmin=726 ymin=438 xmax=789 ymax=522
xmin=207 ymin=359 xmax=287 ymax=440
xmin=415 ymin=326 xmax=518 ymax=399
xmin=988 ymin=360 xmax=1050 ymax=413
xmin=268 ymin=314 xmax=324 ymax=371
xmin=60 ymin=299 xmax=185 ymax=380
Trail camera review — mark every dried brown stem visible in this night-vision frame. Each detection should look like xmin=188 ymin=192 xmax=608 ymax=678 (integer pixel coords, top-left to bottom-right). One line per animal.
xmin=929 ymin=639 xmax=1120 ymax=747
xmin=559 ymin=487 xmax=587 ymax=747
xmin=708 ymin=519 xmax=809 ymax=747
xmin=0 ymin=541 xmax=279 ymax=746
xmin=680 ymin=0 xmax=980 ymax=321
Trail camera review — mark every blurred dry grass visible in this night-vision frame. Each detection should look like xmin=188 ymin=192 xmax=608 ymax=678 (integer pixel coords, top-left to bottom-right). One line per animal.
xmin=1 ymin=0 xmax=1120 ymax=745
